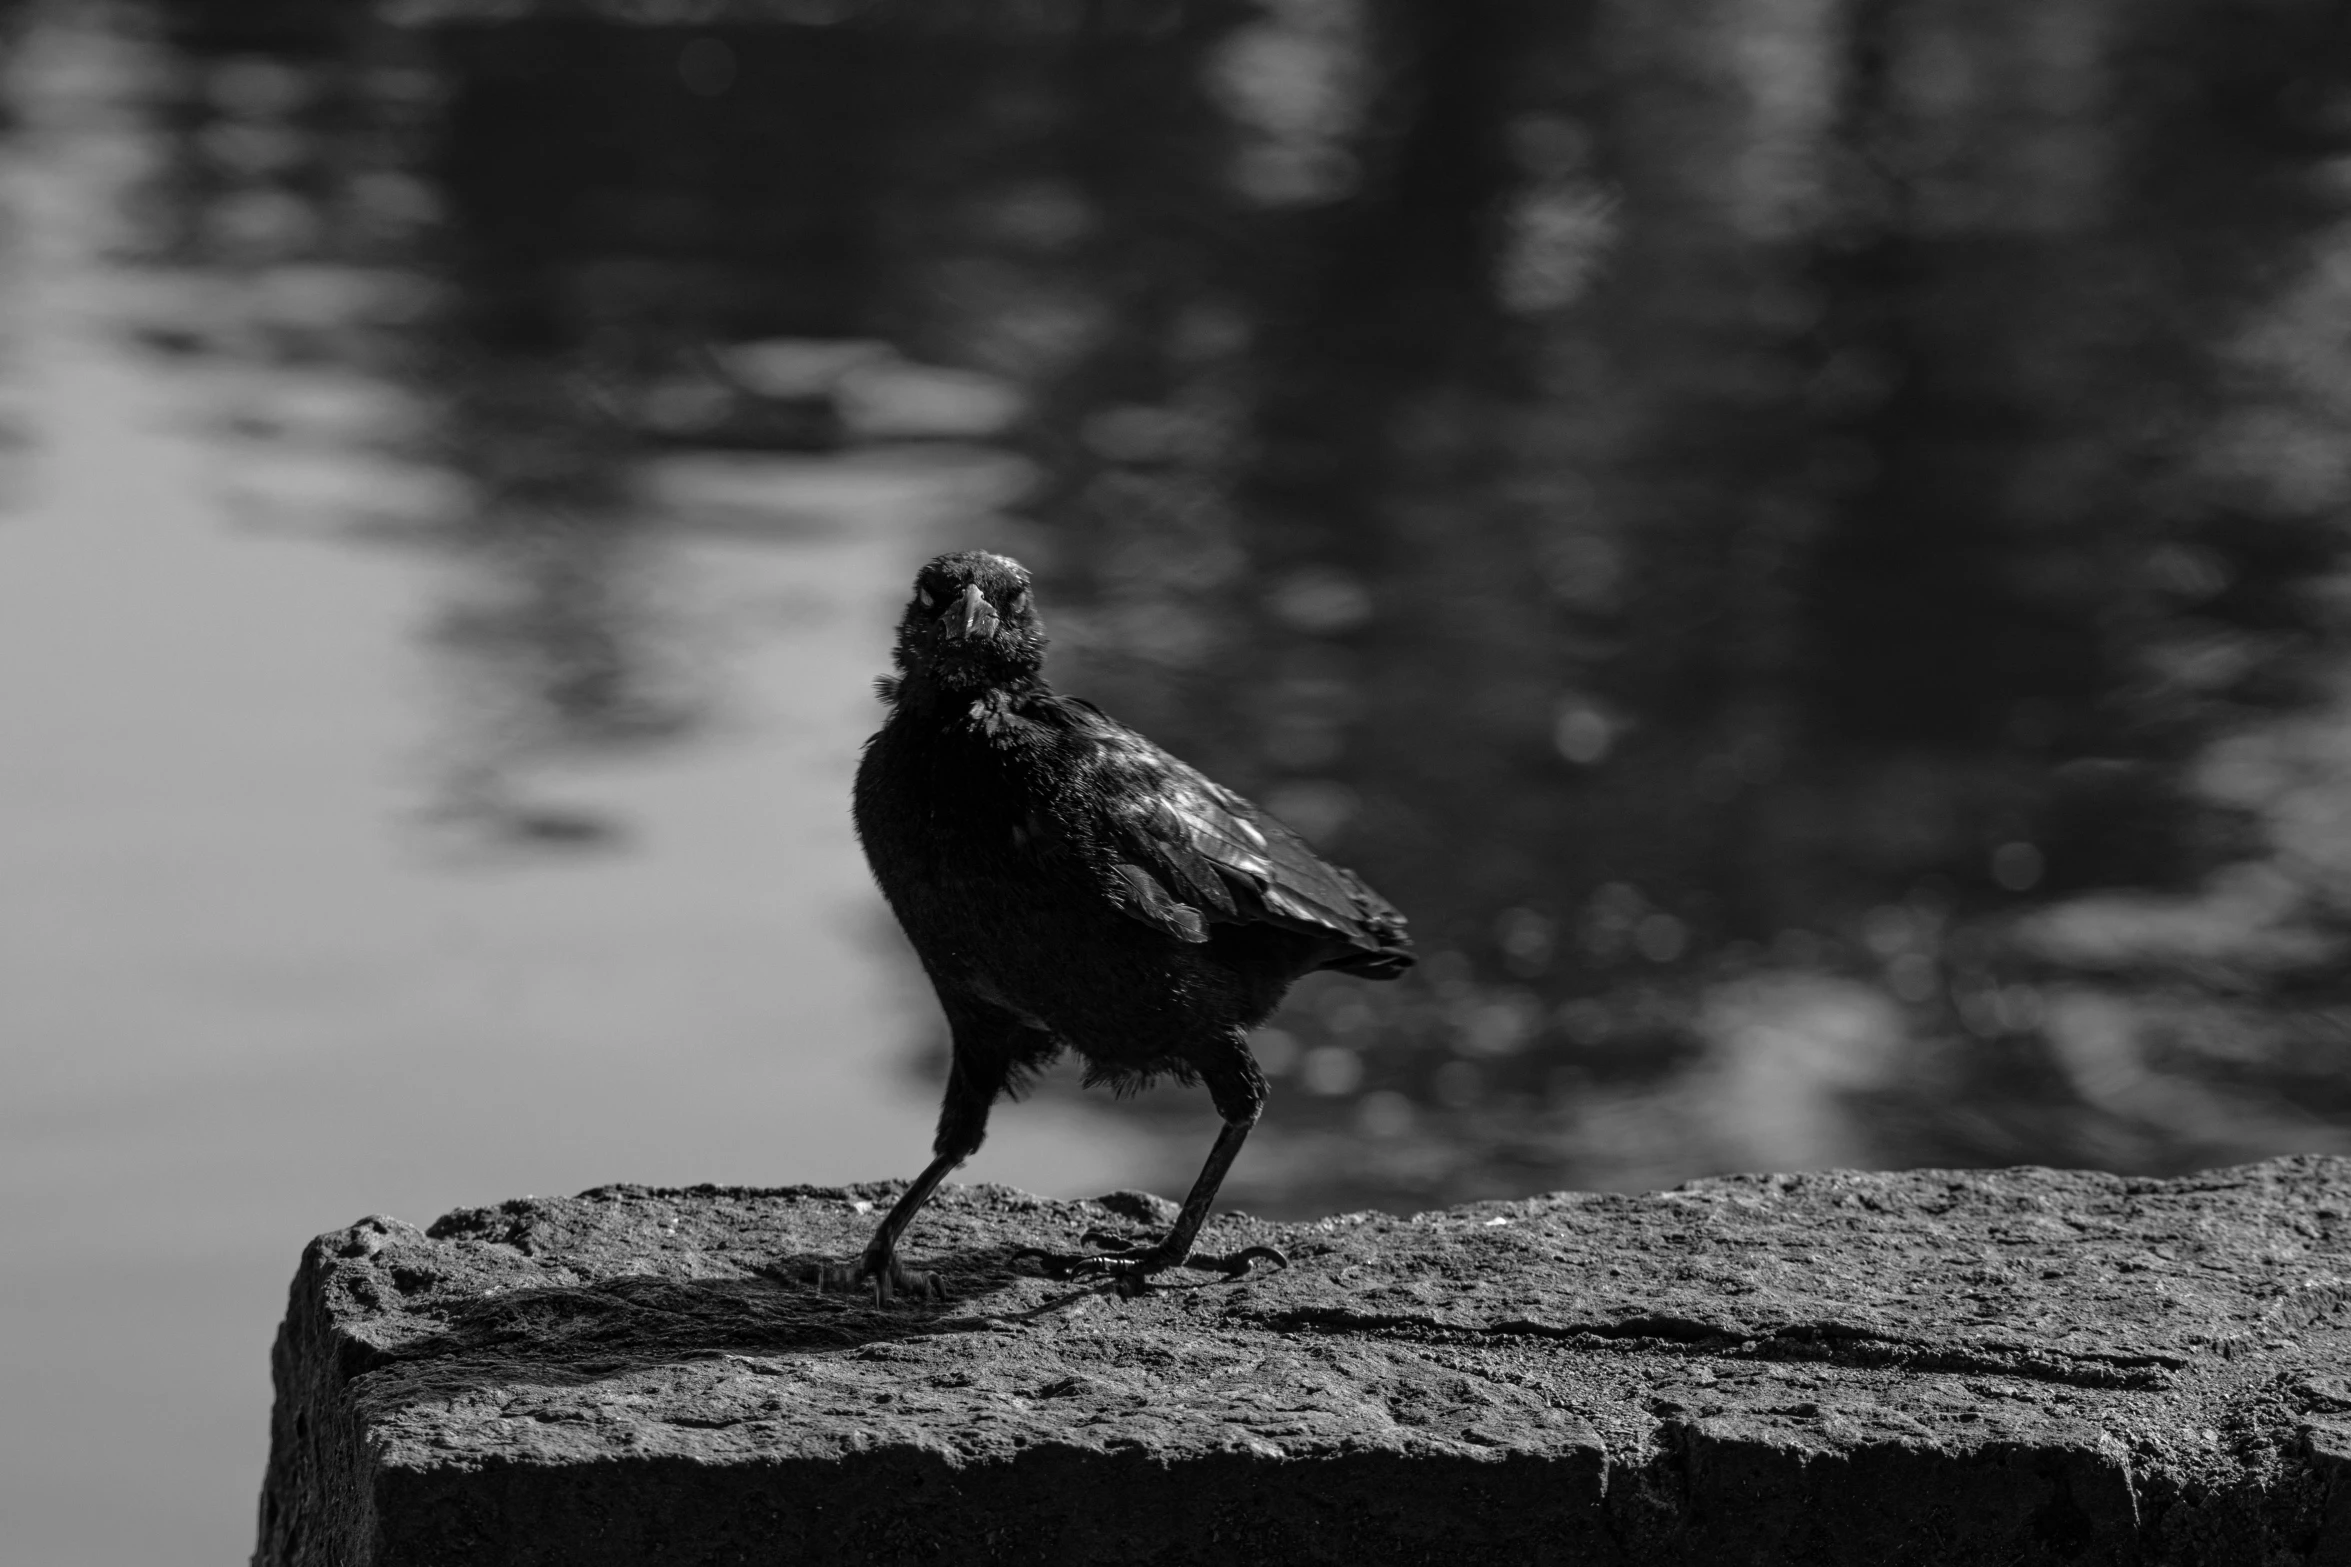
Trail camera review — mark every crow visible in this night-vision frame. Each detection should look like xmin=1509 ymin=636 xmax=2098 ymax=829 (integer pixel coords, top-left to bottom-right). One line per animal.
xmin=821 ymin=550 xmax=1413 ymax=1303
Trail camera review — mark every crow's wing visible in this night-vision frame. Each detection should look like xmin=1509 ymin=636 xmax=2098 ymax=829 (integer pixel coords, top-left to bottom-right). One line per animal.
xmin=1057 ymin=699 xmax=1410 ymax=968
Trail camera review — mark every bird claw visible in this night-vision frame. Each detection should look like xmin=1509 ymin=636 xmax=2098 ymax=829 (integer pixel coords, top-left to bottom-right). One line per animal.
xmin=810 ymin=1255 xmax=946 ymax=1307
xmin=1008 ymin=1241 xmax=1289 ymax=1297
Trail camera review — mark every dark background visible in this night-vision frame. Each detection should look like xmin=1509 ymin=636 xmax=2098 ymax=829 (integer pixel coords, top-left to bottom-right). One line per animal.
xmin=6 ymin=0 xmax=2351 ymax=1555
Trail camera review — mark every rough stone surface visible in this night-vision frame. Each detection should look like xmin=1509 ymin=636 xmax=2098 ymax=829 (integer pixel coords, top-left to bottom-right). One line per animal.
xmin=255 ymin=1158 xmax=2351 ymax=1564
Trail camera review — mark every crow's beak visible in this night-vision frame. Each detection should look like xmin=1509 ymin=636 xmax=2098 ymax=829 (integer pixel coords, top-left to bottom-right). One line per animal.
xmin=939 ymin=583 xmax=999 ymax=642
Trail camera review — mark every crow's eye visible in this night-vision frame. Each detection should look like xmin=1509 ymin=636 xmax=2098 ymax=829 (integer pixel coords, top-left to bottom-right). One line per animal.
xmin=1009 ymin=589 xmax=1030 ymax=613
xmin=917 ymin=586 xmax=937 ymax=608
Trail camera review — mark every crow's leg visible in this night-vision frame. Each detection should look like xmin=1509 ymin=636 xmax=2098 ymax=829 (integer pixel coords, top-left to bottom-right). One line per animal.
xmin=816 ymin=1011 xmax=1039 ymax=1306
xmin=1016 ymin=1046 xmax=1286 ymax=1296
xmin=817 ymin=1149 xmax=962 ymax=1306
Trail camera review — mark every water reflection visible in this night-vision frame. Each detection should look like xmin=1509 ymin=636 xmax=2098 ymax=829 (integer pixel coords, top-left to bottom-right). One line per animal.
xmin=115 ymin=0 xmax=2351 ymax=1208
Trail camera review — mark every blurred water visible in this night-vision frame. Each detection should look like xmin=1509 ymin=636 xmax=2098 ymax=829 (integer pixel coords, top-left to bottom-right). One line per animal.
xmin=0 ymin=21 xmax=1141 ymax=1565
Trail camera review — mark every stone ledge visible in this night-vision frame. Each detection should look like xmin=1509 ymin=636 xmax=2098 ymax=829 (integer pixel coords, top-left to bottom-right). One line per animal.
xmin=255 ymin=1157 xmax=2351 ymax=1565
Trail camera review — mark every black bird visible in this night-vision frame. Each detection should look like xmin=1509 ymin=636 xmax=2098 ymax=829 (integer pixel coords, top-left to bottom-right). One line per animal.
xmin=824 ymin=550 xmax=1413 ymax=1303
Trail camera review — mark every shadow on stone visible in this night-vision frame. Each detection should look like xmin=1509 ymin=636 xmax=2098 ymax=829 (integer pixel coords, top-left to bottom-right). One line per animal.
xmin=353 ymin=1242 xmax=1080 ymax=1389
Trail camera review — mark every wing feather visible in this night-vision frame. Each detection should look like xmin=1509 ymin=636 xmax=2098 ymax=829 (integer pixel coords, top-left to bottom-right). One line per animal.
xmin=1109 ymin=863 xmax=1209 ymax=943
xmin=1049 ymin=698 xmax=1410 ymax=970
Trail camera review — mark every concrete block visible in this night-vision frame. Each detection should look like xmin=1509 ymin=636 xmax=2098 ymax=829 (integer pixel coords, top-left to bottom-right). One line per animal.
xmin=253 ymin=1158 xmax=2351 ymax=1564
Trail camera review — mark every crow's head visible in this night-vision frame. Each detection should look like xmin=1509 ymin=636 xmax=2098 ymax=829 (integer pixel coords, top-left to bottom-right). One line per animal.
xmin=889 ymin=550 xmax=1046 ymax=690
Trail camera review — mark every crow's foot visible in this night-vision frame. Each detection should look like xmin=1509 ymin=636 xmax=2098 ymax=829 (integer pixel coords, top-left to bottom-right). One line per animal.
xmin=810 ymin=1253 xmax=945 ymax=1307
xmin=1009 ymin=1235 xmax=1288 ymax=1298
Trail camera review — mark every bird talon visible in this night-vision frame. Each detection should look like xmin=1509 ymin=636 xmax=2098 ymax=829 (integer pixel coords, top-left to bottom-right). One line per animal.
xmin=1011 ymin=1245 xmax=1156 ymax=1284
